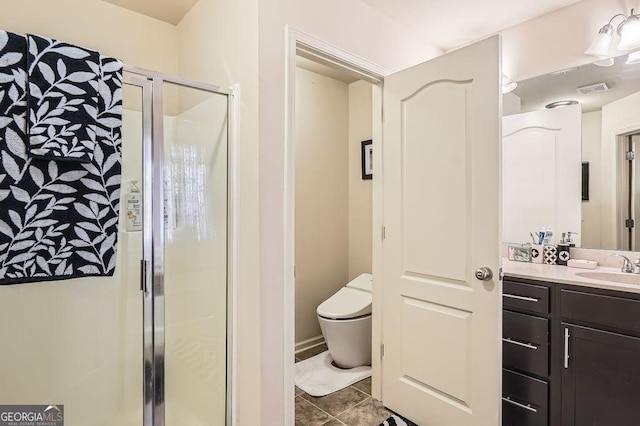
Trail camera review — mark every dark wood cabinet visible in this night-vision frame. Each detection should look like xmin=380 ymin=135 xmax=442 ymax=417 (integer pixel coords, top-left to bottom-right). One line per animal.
xmin=561 ymin=323 xmax=640 ymax=426
xmin=502 ymin=275 xmax=640 ymax=426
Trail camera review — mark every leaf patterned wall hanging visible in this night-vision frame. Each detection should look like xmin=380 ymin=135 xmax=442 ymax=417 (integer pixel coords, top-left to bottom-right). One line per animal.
xmin=0 ymin=30 xmax=123 ymax=285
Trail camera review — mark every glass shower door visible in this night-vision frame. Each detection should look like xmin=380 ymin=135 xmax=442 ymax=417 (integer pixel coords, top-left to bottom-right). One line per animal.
xmin=161 ymin=82 xmax=229 ymax=426
xmin=0 ymin=78 xmax=148 ymax=426
xmin=0 ymin=70 xmax=231 ymax=426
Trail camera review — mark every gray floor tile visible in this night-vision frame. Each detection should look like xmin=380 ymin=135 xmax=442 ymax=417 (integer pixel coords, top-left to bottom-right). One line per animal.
xmin=301 ymin=386 xmax=369 ymax=417
xmin=295 ymin=386 xmax=305 ymax=396
xmin=296 ymin=344 xmax=329 ymax=362
xmin=322 ymin=419 xmax=346 ymax=426
xmin=351 ymin=376 xmax=372 ymax=395
xmin=296 ymin=396 xmax=333 ymax=426
xmin=336 ymin=397 xmax=394 ymax=426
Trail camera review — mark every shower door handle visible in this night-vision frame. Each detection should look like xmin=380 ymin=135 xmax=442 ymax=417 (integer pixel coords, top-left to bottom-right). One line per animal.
xmin=140 ymin=259 xmax=149 ymax=293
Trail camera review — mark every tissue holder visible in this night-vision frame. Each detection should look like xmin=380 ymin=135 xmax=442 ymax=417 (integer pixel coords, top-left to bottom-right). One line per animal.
xmin=508 ymin=244 xmax=532 ymax=263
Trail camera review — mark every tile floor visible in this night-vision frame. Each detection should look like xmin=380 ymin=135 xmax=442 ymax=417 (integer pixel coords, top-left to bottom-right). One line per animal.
xmin=295 ymin=344 xmax=395 ymax=426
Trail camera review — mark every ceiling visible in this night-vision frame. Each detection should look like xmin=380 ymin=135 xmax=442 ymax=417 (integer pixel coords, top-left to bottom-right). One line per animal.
xmin=514 ymin=54 xmax=640 ymax=113
xmin=100 ymin=0 xmax=582 ymax=46
xmin=101 ymin=0 xmax=199 ymax=25
xmin=361 ymin=0 xmax=582 ymax=50
xmin=296 ymin=57 xmax=362 ymax=84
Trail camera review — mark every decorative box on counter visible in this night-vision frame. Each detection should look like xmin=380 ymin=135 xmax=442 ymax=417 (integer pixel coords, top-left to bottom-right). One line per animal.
xmin=508 ymin=244 xmax=532 ymax=263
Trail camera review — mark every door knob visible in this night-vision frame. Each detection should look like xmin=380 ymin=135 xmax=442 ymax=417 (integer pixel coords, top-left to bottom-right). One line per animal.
xmin=475 ymin=267 xmax=493 ymax=281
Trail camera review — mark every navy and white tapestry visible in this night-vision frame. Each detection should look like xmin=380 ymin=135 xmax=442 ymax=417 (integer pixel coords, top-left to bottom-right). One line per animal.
xmin=26 ymin=34 xmax=99 ymax=163
xmin=0 ymin=30 xmax=123 ymax=285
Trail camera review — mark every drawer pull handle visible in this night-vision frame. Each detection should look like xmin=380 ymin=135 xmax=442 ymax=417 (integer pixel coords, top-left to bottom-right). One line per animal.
xmin=502 ymin=337 xmax=539 ymax=350
xmin=564 ymin=327 xmax=570 ymax=369
xmin=502 ymin=396 xmax=538 ymax=413
xmin=503 ymin=293 xmax=539 ymax=302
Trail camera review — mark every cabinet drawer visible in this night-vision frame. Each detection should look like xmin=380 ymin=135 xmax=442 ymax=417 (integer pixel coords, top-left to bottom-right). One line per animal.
xmin=503 ymin=310 xmax=548 ymax=344
xmin=561 ymin=290 xmax=640 ymax=335
xmin=503 ymin=368 xmax=548 ymax=426
xmin=503 ymin=281 xmax=549 ymax=314
xmin=503 ymin=311 xmax=549 ymax=377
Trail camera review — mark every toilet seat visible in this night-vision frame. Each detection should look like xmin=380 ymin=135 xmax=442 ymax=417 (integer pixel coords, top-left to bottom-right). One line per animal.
xmin=317 ymin=287 xmax=372 ymax=320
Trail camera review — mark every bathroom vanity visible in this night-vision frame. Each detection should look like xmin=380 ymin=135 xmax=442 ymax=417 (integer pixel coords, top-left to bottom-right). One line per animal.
xmin=501 ymin=262 xmax=640 ymax=426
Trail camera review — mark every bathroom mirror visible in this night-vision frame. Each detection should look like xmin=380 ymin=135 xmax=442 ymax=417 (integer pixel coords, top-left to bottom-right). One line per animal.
xmin=502 ymin=53 xmax=640 ymax=251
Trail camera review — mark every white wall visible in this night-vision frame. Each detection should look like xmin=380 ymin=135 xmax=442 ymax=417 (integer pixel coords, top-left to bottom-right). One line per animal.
xmin=581 ymin=111 xmax=602 ymax=248
xmin=0 ymin=0 xmax=178 ymax=74
xmin=258 ymin=1 xmax=442 ymax=423
xmin=294 ymin=67 xmax=349 ymax=344
xmin=176 ymin=1 xmax=260 ymax=424
xmin=348 ymin=81 xmax=373 ymax=279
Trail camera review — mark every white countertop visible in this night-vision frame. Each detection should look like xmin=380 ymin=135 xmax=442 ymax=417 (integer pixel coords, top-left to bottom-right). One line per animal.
xmin=502 ymin=260 xmax=640 ymax=294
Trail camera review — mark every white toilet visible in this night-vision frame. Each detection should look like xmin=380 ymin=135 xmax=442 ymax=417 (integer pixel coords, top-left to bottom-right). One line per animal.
xmin=317 ymin=273 xmax=373 ymax=369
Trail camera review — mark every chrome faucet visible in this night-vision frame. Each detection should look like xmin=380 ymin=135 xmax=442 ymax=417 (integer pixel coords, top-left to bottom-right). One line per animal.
xmin=612 ymin=253 xmax=634 ymax=273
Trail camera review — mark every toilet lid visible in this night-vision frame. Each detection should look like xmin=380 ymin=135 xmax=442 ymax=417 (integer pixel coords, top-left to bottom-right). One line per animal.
xmin=346 ymin=273 xmax=372 ymax=293
xmin=317 ymin=287 xmax=372 ymax=320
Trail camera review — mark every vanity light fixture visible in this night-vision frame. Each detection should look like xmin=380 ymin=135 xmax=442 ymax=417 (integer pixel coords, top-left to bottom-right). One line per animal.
xmin=585 ymin=9 xmax=640 ymax=58
xmin=502 ymin=74 xmax=517 ymax=94
xmin=545 ymin=100 xmax=579 ymax=109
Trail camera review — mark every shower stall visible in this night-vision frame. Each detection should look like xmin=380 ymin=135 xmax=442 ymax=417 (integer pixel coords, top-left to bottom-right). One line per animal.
xmin=0 ymin=68 xmax=234 ymax=426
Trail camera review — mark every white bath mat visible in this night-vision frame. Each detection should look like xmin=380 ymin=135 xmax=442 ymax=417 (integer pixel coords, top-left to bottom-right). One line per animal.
xmin=294 ymin=350 xmax=371 ymax=397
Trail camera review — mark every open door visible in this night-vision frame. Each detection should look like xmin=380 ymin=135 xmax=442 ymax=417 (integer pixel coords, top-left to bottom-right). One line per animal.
xmin=381 ymin=36 xmax=501 ymax=425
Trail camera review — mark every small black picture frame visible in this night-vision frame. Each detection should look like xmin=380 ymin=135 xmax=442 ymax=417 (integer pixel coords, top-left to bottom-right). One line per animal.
xmin=582 ymin=161 xmax=589 ymax=201
xmin=361 ymin=139 xmax=373 ymax=180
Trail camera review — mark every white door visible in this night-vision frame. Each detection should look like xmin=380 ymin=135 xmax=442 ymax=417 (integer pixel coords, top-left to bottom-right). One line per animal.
xmin=381 ymin=36 xmax=501 ymax=425
xmin=503 ymin=105 xmax=582 ymax=246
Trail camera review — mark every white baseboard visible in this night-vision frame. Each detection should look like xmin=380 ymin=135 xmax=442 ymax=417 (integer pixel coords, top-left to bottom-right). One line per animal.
xmin=295 ymin=335 xmax=325 ymax=354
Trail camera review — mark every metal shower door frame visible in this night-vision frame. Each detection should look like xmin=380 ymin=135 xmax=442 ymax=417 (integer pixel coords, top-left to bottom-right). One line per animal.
xmin=123 ymin=69 xmax=236 ymax=426
xmin=122 ymin=73 xmax=156 ymax=426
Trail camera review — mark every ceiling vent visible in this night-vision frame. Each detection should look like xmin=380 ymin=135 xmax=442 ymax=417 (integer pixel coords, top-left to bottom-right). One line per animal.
xmin=576 ymin=82 xmax=609 ymax=95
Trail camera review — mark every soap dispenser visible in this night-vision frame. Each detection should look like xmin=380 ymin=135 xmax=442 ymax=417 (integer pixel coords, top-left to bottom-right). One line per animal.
xmin=557 ymin=233 xmax=571 ymax=266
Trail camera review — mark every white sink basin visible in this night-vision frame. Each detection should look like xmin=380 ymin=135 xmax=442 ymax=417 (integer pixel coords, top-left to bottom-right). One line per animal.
xmin=576 ymin=271 xmax=640 ymax=285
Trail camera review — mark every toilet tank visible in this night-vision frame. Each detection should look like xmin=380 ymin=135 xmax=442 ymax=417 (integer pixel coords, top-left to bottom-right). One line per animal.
xmin=346 ymin=273 xmax=372 ymax=293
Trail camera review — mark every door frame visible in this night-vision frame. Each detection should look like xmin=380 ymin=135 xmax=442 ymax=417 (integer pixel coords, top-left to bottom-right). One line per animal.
xmin=283 ymin=26 xmax=390 ymax=424
xmin=122 ymin=69 xmax=239 ymax=426
xmin=122 ymin=73 xmax=156 ymax=426
xmin=614 ymin=127 xmax=640 ymax=250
